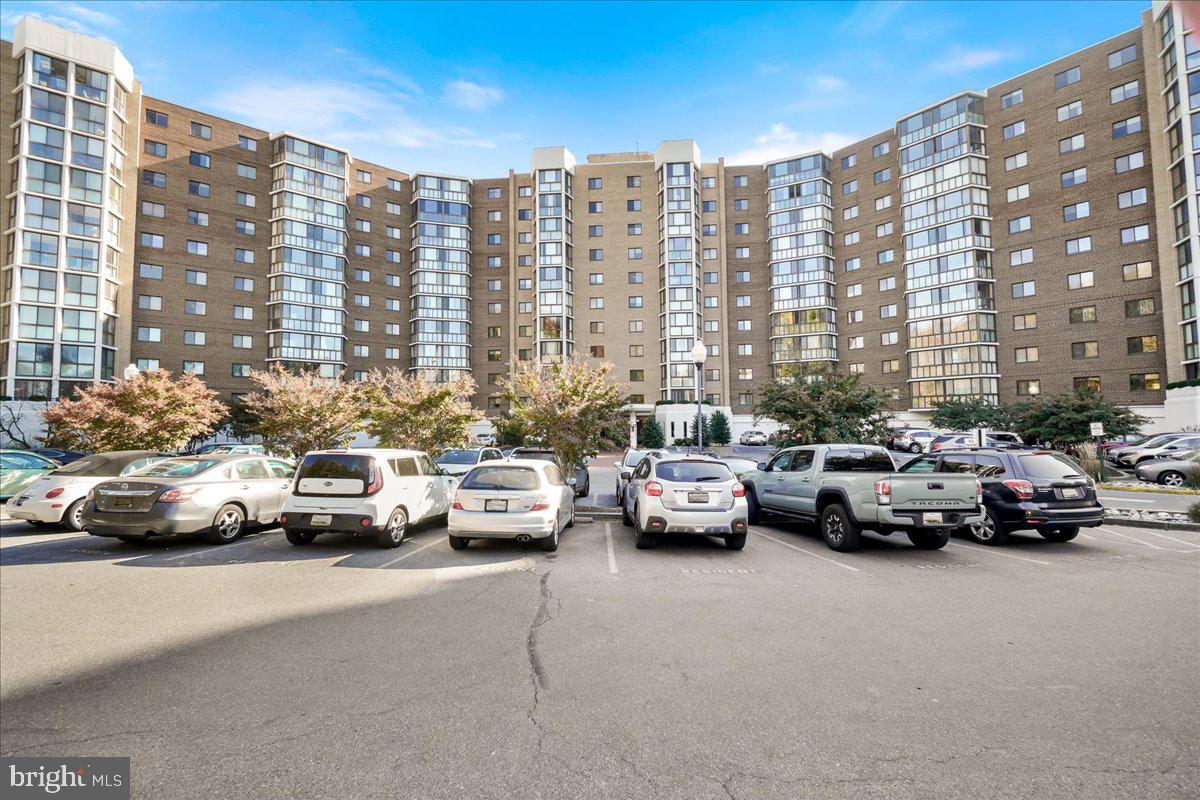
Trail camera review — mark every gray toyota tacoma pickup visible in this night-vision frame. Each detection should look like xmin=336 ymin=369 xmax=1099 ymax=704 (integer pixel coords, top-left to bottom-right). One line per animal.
xmin=741 ymin=444 xmax=984 ymax=551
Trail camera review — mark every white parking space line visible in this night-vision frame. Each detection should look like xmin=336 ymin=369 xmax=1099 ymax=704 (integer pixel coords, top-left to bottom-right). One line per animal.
xmin=945 ymin=541 xmax=1051 ymax=566
xmin=377 ymin=534 xmax=445 ymax=568
xmin=604 ymin=522 xmax=619 ymax=575
xmin=1124 ymin=528 xmax=1200 ymax=549
xmin=1095 ymin=527 xmax=1166 ymax=551
xmin=749 ymin=528 xmax=860 ymax=573
xmin=157 ymin=533 xmax=276 ymax=562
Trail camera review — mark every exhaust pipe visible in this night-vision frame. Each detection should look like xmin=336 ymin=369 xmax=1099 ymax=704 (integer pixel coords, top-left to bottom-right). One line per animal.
xmin=516 ymin=534 xmax=532 ymax=543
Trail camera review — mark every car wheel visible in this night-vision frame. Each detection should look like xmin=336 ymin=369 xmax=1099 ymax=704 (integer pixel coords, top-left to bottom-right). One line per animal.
xmin=204 ymin=504 xmax=245 ymax=545
xmin=448 ymin=534 xmax=470 ymax=550
xmin=967 ymin=507 xmax=1009 ymax=546
xmin=909 ymin=443 xmax=922 ymax=453
xmin=724 ymin=533 xmax=747 ymax=550
xmin=285 ymin=529 xmax=316 ymax=545
xmin=908 ymin=529 xmax=950 ymax=549
xmin=1040 ymin=526 xmax=1079 ymax=543
xmin=621 ymin=497 xmax=634 ymax=527
xmin=1158 ymin=471 xmax=1186 ymax=487
xmin=745 ymin=487 xmax=761 ymax=525
xmin=376 ymin=508 xmax=407 ymax=549
xmin=635 ymin=530 xmax=655 ymax=549
xmin=820 ymin=504 xmax=862 ymax=552
xmin=539 ymin=528 xmax=559 ymax=552
xmin=61 ymin=498 xmax=86 ymax=532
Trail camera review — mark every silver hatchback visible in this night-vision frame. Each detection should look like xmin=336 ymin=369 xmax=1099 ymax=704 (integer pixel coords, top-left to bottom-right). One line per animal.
xmin=621 ymin=455 xmax=748 ymax=550
xmin=82 ymin=454 xmax=295 ymax=544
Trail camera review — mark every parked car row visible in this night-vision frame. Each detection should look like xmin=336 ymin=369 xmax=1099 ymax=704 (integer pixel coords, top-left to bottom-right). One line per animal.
xmin=1107 ymin=432 xmax=1200 ymax=467
xmin=886 ymin=428 xmax=1027 ymax=454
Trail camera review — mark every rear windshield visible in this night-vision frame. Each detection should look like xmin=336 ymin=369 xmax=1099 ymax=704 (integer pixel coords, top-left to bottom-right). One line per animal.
xmin=461 ymin=466 xmax=540 ymax=491
xmin=297 ymin=454 xmax=371 ymax=483
xmin=823 ymin=450 xmax=895 ymax=472
xmin=623 ymin=450 xmax=649 ymax=467
xmin=53 ymin=454 xmax=110 ymax=475
xmin=436 ymin=449 xmax=481 ymax=466
xmin=514 ymin=451 xmax=556 ymax=463
xmin=1018 ymin=453 xmax=1085 ymax=480
xmin=655 ymin=461 xmax=732 ymax=483
xmin=132 ymin=458 xmax=220 ymax=478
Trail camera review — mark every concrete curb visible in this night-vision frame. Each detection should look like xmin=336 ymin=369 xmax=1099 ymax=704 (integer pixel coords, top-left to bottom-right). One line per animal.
xmin=1101 ymin=516 xmax=1200 ymax=532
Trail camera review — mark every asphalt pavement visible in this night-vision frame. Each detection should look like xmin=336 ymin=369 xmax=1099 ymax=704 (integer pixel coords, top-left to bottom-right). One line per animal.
xmin=1 ymin=509 xmax=1196 ymax=799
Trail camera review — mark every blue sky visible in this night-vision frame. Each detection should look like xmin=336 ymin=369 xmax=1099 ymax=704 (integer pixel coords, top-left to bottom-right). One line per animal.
xmin=2 ymin=1 xmax=1148 ymax=175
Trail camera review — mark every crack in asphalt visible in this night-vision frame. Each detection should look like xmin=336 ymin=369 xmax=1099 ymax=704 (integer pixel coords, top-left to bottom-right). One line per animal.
xmin=526 ymin=569 xmax=559 ymax=754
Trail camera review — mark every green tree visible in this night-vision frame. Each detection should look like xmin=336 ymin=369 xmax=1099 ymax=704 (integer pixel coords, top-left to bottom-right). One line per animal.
xmin=41 ymin=369 xmax=224 ymax=452
xmin=502 ymin=356 xmax=627 ymax=476
xmin=1012 ymin=389 xmax=1148 ymax=449
xmin=708 ymin=410 xmax=732 ymax=446
xmin=491 ymin=413 xmax=530 ymax=448
xmin=752 ymin=364 xmax=894 ymax=446
xmin=360 ymin=369 xmax=481 ymax=452
xmin=930 ymin=398 xmax=1022 ymax=431
xmin=640 ymin=417 xmax=665 ymax=448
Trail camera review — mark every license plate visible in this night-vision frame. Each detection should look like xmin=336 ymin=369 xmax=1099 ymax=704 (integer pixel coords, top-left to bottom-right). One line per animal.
xmin=1061 ymin=488 xmax=1080 ymax=498
xmin=922 ymin=512 xmax=943 ymax=525
xmin=310 ymin=514 xmax=332 ymax=527
xmin=687 ymin=492 xmax=708 ymax=504
xmin=485 ymin=499 xmax=508 ymax=512
xmin=114 ymin=497 xmax=133 ymax=508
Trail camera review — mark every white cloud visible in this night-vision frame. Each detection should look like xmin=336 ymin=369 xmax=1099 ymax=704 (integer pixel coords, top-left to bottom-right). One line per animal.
xmin=812 ymin=74 xmax=848 ymax=92
xmin=929 ymin=46 xmax=1015 ymax=73
xmin=53 ymin=2 xmax=119 ymax=27
xmin=1 ymin=2 xmax=121 ymax=36
xmin=209 ymin=80 xmax=498 ymax=152
xmin=728 ymin=123 xmax=859 ymax=164
xmin=837 ymin=0 xmax=906 ymax=35
xmin=442 ymin=80 xmax=505 ymax=111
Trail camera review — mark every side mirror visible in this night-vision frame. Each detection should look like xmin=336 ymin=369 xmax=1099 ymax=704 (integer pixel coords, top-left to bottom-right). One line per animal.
xmin=620 ymin=470 xmax=632 ymax=480
xmin=613 ymin=461 xmax=622 ymax=469
xmin=757 ymin=462 xmax=767 ymax=471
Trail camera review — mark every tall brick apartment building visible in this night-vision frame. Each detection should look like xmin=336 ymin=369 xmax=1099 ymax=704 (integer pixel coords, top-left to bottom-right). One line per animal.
xmin=2 ymin=6 xmax=1198 ymax=438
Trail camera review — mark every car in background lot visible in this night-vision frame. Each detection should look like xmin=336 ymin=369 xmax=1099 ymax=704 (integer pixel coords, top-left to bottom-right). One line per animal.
xmin=1135 ymin=449 xmax=1200 ymax=486
xmin=721 ymin=457 xmax=760 ymax=478
xmin=185 ymin=442 xmax=265 ymax=456
xmin=83 ymin=454 xmax=296 ymax=544
xmin=447 ymin=459 xmax=575 ymax=551
xmin=899 ymin=448 xmax=1102 ymax=545
xmin=613 ymin=448 xmax=664 ymax=500
xmin=510 ymin=447 xmax=590 ymax=497
xmin=435 ymin=447 xmax=504 ymax=477
xmin=0 ymin=451 xmax=60 ymax=502
xmin=934 ymin=432 xmax=1030 ymax=451
xmin=282 ymin=449 xmax=455 ymax=548
xmin=1112 ymin=434 xmax=1200 ymax=467
xmin=1107 ymin=432 xmax=1187 ymax=465
xmin=739 ymin=430 xmax=768 ymax=446
xmin=889 ymin=429 xmax=938 ymax=453
xmin=621 ymin=454 xmax=748 ymax=550
xmin=30 ymin=448 xmax=88 ymax=464
xmin=8 ymin=451 xmax=170 ymax=530
xmin=740 ymin=445 xmax=983 ymax=551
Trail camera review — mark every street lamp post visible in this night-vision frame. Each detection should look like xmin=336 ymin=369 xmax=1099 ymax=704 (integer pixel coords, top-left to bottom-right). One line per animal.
xmin=691 ymin=340 xmax=707 ymax=452
xmin=122 ymin=363 xmax=140 ymax=381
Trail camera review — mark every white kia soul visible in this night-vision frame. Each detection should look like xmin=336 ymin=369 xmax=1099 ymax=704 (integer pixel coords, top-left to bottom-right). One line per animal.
xmin=281 ymin=449 xmax=457 ymax=548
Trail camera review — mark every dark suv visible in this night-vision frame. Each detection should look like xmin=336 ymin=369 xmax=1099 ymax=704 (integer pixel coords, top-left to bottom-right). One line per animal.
xmin=898 ymin=448 xmax=1103 ymax=544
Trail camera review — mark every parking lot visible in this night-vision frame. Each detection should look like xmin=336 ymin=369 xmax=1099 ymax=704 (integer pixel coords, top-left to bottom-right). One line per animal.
xmin=1 ymin=476 xmax=1197 ymax=799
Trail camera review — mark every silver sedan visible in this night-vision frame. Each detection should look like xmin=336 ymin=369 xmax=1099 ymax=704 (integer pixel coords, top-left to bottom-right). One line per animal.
xmin=1134 ymin=449 xmax=1200 ymax=487
xmin=447 ymin=459 xmax=575 ymax=551
xmin=82 ymin=454 xmax=295 ymax=544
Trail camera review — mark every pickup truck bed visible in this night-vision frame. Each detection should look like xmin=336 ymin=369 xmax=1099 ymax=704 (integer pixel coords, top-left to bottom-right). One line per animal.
xmin=742 ymin=444 xmax=984 ymax=552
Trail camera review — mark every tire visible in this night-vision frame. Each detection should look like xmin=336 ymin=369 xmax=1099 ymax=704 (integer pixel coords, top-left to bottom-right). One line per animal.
xmin=28 ymin=520 xmax=55 ymax=529
xmin=820 ymin=503 xmax=862 ymax=552
xmin=539 ymin=528 xmax=560 ymax=552
xmin=967 ymin=507 xmax=1009 ymax=546
xmin=745 ymin=487 xmax=761 ymax=525
xmin=204 ymin=504 xmax=245 ymax=545
xmin=635 ymin=530 xmax=655 ymax=549
xmin=61 ymin=498 xmax=86 ymax=532
xmin=909 ymin=442 xmax=921 ymax=453
xmin=376 ymin=508 xmax=407 ymax=549
xmin=908 ymin=529 xmax=950 ymax=549
xmin=724 ymin=533 xmax=747 ymax=550
xmin=448 ymin=534 xmax=469 ymax=550
xmin=621 ymin=499 xmax=634 ymax=527
xmin=1040 ymin=526 xmax=1079 ymax=543
xmin=285 ymin=528 xmax=315 ymax=545
xmin=1158 ymin=471 xmax=1186 ymax=487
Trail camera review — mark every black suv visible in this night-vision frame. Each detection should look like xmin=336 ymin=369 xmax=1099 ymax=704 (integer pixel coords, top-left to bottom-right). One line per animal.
xmin=898 ymin=448 xmax=1103 ymax=544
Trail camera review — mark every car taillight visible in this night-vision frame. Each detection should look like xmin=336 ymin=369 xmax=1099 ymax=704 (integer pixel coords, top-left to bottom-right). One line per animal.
xmin=365 ymin=459 xmax=384 ymax=495
xmin=1002 ymin=479 xmax=1035 ymax=500
xmin=873 ymin=478 xmax=891 ymax=505
xmin=732 ymin=482 xmax=746 ymax=498
xmin=530 ymin=496 xmax=550 ymax=511
xmin=975 ymin=479 xmax=983 ymax=505
xmin=44 ymin=487 xmax=64 ymax=499
xmin=157 ymin=487 xmax=200 ymax=503
xmin=452 ymin=493 xmax=463 ymax=510
xmin=645 ymin=481 xmax=663 ymax=497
